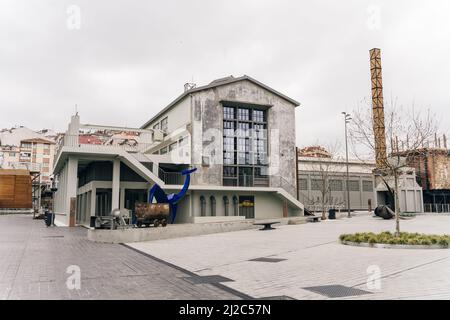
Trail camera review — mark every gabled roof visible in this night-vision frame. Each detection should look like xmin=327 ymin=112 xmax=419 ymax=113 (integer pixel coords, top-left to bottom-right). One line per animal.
xmin=141 ymin=75 xmax=300 ymax=129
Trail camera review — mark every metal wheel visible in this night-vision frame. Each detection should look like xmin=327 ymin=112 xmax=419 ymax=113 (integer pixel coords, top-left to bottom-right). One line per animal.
xmin=153 ymin=220 xmax=160 ymax=227
xmin=161 ymin=219 xmax=167 ymax=227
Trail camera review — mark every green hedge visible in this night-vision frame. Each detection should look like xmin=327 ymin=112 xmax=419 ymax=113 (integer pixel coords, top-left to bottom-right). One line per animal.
xmin=339 ymin=232 xmax=450 ymax=247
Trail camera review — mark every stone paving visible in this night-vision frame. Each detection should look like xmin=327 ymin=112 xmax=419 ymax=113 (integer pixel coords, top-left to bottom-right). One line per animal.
xmin=0 ymin=214 xmax=241 ymax=300
xmin=128 ymin=214 xmax=450 ymax=300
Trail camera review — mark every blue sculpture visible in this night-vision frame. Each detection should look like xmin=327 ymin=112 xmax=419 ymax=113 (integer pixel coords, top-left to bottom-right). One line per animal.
xmin=148 ymin=168 xmax=197 ymax=223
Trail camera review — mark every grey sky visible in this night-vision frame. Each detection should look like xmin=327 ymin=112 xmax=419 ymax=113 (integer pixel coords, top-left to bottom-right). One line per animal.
xmin=0 ymin=0 xmax=449 ymax=152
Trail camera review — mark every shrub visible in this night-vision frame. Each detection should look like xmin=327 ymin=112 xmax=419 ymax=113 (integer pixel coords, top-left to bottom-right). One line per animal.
xmin=339 ymin=232 xmax=450 ymax=247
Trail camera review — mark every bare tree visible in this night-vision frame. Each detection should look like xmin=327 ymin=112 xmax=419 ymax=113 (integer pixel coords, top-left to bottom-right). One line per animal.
xmin=349 ymin=97 xmax=439 ymax=235
xmin=299 ymin=142 xmax=343 ymax=220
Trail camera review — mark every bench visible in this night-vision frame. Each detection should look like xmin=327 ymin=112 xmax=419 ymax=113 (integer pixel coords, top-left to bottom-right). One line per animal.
xmin=306 ymin=216 xmax=321 ymax=223
xmin=253 ymin=221 xmax=280 ymax=231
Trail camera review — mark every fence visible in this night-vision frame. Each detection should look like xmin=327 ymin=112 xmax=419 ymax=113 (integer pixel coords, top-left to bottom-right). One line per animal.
xmin=424 ymin=203 xmax=450 ymax=213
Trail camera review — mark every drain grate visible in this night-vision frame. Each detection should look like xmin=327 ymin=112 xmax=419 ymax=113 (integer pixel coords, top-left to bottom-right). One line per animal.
xmin=249 ymin=257 xmax=286 ymax=263
xmin=43 ymin=235 xmax=65 ymax=238
xmin=302 ymin=285 xmax=371 ymax=298
xmin=184 ymin=275 xmax=234 ymax=284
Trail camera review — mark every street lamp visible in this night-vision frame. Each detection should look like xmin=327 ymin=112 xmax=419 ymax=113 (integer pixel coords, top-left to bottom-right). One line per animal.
xmin=342 ymin=112 xmax=352 ymax=218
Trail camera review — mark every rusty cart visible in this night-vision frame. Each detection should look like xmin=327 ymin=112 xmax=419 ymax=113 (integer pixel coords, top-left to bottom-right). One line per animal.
xmin=134 ymin=202 xmax=170 ymax=227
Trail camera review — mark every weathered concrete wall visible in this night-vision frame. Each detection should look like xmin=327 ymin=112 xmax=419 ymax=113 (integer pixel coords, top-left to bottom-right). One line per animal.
xmin=430 ymin=152 xmax=450 ymax=190
xmin=190 ymin=79 xmax=297 ymax=196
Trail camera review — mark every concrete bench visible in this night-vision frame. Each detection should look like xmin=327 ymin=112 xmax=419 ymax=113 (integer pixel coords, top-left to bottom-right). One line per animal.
xmin=306 ymin=216 xmax=321 ymax=223
xmin=253 ymin=221 xmax=280 ymax=231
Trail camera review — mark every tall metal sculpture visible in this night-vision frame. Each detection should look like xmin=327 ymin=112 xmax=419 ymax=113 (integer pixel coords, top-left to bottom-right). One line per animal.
xmin=148 ymin=168 xmax=197 ymax=223
xmin=370 ymin=48 xmax=388 ymax=168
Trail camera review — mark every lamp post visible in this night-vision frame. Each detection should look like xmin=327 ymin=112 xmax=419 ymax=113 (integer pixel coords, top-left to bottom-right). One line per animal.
xmin=342 ymin=112 xmax=352 ymax=218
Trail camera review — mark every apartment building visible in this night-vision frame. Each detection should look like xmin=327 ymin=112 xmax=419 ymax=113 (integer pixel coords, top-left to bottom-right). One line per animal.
xmin=0 ymin=127 xmax=56 ymax=184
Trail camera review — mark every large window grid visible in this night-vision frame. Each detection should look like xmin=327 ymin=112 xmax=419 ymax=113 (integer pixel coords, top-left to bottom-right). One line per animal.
xmin=223 ymin=106 xmax=268 ymax=187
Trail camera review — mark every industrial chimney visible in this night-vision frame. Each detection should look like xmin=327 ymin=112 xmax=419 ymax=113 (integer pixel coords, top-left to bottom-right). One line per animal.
xmin=369 ymin=48 xmax=388 ymax=168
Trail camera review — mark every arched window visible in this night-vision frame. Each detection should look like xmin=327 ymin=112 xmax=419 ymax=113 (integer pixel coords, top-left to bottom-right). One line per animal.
xmin=210 ymin=196 xmax=216 ymax=216
xmin=200 ymin=196 xmax=206 ymax=216
xmin=232 ymin=196 xmax=239 ymax=216
xmin=223 ymin=196 xmax=229 ymax=216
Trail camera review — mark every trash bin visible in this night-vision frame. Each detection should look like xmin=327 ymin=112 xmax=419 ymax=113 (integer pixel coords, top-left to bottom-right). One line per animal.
xmin=90 ymin=216 xmax=97 ymax=228
xmin=328 ymin=208 xmax=336 ymax=220
xmin=44 ymin=211 xmax=53 ymax=227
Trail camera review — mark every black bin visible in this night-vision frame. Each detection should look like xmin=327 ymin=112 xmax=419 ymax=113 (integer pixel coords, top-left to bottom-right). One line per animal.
xmin=90 ymin=216 xmax=97 ymax=228
xmin=44 ymin=211 xmax=54 ymax=227
xmin=328 ymin=208 xmax=336 ymax=220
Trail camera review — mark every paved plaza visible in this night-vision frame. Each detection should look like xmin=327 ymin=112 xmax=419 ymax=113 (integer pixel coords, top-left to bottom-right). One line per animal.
xmin=3 ymin=213 xmax=450 ymax=300
xmin=0 ymin=214 xmax=242 ymax=300
xmin=129 ymin=214 xmax=450 ymax=300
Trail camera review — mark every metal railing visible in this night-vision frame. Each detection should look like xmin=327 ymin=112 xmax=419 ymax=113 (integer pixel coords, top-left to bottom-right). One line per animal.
xmin=54 ymin=134 xmax=156 ymax=164
xmin=424 ymin=203 xmax=450 ymax=213
xmin=158 ymin=168 xmax=185 ymax=185
xmin=1 ymin=161 xmax=42 ymax=172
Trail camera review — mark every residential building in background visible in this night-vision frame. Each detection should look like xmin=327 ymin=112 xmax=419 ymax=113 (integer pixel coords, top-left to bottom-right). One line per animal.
xmin=0 ymin=127 xmax=56 ymax=184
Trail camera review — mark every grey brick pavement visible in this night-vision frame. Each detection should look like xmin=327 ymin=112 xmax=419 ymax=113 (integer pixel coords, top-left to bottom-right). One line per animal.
xmin=0 ymin=214 xmax=242 ymax=300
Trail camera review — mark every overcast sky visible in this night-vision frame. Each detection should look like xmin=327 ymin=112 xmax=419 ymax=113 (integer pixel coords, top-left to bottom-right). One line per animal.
xmin=0 ymin=0 xmax=449 ymax=152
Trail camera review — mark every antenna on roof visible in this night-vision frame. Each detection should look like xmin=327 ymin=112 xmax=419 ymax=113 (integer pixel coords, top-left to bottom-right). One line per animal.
xmin=184 ymin=82 xmax=196 ymax=92
xmin=75 ymin=104 xmax=78 ymax=115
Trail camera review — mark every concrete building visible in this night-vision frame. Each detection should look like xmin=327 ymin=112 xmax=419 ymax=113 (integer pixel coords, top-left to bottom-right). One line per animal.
xmin=297 ymin=154 xmax=376 ymax=212
xmin=297 ymin=147 xmax=424 ymax=213
xmin=52 ymin=75 xmax=304 ymax=226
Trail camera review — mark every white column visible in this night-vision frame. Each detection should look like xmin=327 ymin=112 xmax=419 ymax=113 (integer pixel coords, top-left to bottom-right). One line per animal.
xmin=66 ymin=156 xmax=78 ymax=222
xmin=90 ymin=187 xmax=96 ymax=216
xmin=111 ymin=159 xmax=120 ymax=211
xmin=120 ymin=187 xmax=126 ymax=210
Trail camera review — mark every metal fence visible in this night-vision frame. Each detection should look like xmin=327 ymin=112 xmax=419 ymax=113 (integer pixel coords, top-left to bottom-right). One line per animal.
xmin=424 ymin=203 xmax=450 ymax=213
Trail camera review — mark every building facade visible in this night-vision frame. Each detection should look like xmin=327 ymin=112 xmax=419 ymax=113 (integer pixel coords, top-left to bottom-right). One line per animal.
xmin=297 ymin=155 xmax=376 ymax=212
xmin=52 ymin=75 xmax=304 ymax=226
xmin=0 ymin=127 xmax=56 ymax=184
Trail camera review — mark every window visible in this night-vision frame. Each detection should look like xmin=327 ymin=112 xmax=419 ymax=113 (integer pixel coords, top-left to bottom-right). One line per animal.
xmin=224 ymin=107 xmax=235 ymax=120
xmin=362 ymin=180 xmax=374 ymax=192
xmin=224 ymin=121 xmax=235 ymax=136
xmin=44 ymin=143 xmax=50 ymax=149
xmin=160 ymin=146 xmax=168 ymax=155
xmin=223 ymin=137 xmax=234 ymax=151
xmin=223 ymin=196 xmax=229 ymax=216
xmin=169 ymin=142 xmax=177 ymax=152
xmin=160 ymin=117 xmax=168 ymax=132
xmin=238 ymin=108 xmax=250 ymax=121
xmin=311 ymin=179 xmax=324 ymax=191
xmin=210 ymin=196 xmax=216 ymax=216
xmin=222 ymin=105 xmax=268 ymax=187
xmin=200 ymin=196 xmax=206 ymax=216
xmin=223 ymin=152 xmax=235 ymax=165
xmin=253 ymin=109 xmax=265 ymax=122
xmin=153 ymin=123 xmax=160 ymax=130
xmin=298 ymin=178 xmax=308 ymax=190
xmin=179 ymin=136 xmax=188 ymax=146
xmin=348 ymin=180 xmax=360 ymax=192
xmin=21 ymin=143 xmax=31 ymax=149
xmin=330 ymin=179 xmax=343 ymax=191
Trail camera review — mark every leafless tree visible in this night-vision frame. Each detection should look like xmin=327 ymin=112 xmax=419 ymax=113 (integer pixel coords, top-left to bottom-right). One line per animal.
xmin=300 ymin=142 xmax=343 ymax=220
xmin=349 ymin=97 xmax=439 ymax=235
